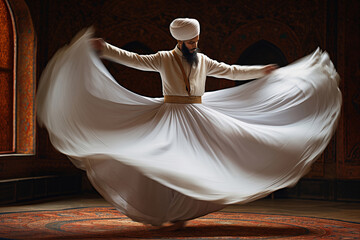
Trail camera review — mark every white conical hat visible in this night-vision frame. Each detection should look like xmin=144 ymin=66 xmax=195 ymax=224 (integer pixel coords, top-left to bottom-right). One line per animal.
xmin=170 ymin=18 xmax=200 ymax=41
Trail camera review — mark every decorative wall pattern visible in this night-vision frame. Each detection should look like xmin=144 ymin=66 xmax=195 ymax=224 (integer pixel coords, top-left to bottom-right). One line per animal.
xmin=8 ymin=0 xmax=37 ymax=154
xmin=0 ymin=0 xmax=14 ymax=153
xmin=0 ymin=0 xmax=36 ymax=155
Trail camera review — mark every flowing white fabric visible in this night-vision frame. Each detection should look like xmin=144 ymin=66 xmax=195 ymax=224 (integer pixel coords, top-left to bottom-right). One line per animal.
xmin=37 ymin=29 xmax=342 ymax=226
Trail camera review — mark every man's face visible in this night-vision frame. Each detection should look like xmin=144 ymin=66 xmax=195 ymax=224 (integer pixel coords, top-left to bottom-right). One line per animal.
xmin=183 ymin=35 xmax=199 ymax=53
xmin=179 ymin=35 xmax=200 ymax=65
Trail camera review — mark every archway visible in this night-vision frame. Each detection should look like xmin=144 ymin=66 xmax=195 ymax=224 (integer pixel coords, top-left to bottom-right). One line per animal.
xmin=1 ymin=0 xmax=36 ymax=155
xmin=235 ymin=40 xmax=288 ymax=86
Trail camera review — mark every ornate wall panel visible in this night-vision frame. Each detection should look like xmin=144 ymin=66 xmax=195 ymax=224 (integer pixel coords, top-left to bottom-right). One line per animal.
xmin=0 ymin=0 xmax=15 ymax=153
xmin=0 ymin=0 xmax=36 ymax=156
xmin=8 ymin=0 xmax=37 ymax=154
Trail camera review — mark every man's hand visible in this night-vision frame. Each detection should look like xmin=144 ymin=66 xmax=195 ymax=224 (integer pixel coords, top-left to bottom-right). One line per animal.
xmin=263 ymin=64 xmax=278 ymax=74
xmin=90 ymin=38 xmax=106 ymax=54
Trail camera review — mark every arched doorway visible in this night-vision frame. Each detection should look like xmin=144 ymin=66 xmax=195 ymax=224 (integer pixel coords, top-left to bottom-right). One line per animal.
xmin=0 ymin=0 xmax=36 ymax=155
xmin=235 ymin=40 xmax=288 ymax=86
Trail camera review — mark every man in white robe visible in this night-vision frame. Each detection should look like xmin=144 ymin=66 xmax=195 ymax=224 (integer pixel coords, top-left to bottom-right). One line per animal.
xmin=91 ymin=18 xmax=277 ymax=101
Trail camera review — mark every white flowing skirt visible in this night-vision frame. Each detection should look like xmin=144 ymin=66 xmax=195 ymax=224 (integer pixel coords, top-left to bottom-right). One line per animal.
xmin=36 ymin=29 xmax=342 ymax=226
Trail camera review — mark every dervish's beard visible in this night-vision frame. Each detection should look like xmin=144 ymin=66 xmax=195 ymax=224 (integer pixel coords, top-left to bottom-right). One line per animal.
xmin=181 ymin=43 xmax=199 ymax=65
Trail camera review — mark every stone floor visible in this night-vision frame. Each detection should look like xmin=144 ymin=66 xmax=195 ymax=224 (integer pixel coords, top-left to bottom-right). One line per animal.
xmin=0 ymin=194 xmax=359 ymax=223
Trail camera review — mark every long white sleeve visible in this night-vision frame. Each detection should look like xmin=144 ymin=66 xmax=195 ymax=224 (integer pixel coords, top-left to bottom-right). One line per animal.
xmin=205 ymin=56 xmax=267 ymax=80
xmin=101 ymin=42 xmax=161 ymax=72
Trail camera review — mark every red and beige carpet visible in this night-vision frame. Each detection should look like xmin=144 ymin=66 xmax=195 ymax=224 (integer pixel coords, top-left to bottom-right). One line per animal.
xmin=0 ymin=206 xmax=359 ymax=239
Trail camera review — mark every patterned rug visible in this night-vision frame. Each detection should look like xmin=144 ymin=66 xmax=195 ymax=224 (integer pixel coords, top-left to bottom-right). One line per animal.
xmin=0 ymin=207 xmax=359 ymax=239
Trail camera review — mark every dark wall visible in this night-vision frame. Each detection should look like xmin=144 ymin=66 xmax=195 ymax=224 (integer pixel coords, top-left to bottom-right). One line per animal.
xmin=1 ymin=0 xmax=359 ymax=201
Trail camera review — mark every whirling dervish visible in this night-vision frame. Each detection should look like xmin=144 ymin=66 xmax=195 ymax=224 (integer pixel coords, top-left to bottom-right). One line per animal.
xmin=36 ymin=18 xmax=342 ymax=229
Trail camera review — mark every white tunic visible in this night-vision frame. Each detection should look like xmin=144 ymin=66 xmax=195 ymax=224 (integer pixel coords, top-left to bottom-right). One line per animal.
xmin=101 ymin=43 xmax=267 ymax=96
xmin=37 ymin=29 xmax=341 ymax=226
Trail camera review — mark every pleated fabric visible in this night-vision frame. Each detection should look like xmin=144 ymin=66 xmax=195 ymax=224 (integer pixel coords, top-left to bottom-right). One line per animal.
xmin=36 ymin=29 xmax=342 ymax=226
